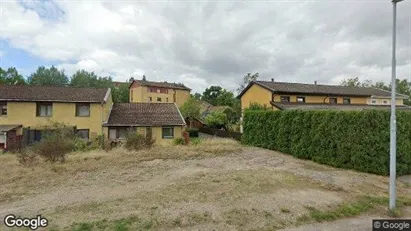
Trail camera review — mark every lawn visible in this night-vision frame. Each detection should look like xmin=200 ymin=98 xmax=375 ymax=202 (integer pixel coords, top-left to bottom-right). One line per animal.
xmin=0 ymin=138 xmax=410 ymax=230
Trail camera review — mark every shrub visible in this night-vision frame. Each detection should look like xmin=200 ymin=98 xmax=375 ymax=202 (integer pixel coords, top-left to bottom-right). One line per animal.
xmin=124 ymin=132 xmax=155 ymax=151
xmin=34 ymin=135 xmax=74 ymax=163
xmin=173 ymin=137 xmax=185 ymax=145
xmin=187 ymin=128 xmax=199 ymax=137
xmin=242 ymin=109 xmax=411 ymax=176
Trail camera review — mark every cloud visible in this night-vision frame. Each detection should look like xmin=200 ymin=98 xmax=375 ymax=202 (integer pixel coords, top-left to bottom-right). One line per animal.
xmin=0 ymin=0 xmax=410 ymax=93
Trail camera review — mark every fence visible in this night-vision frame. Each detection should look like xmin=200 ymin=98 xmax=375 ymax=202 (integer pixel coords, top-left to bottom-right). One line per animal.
xmin=199 ymin=127 xmax=242 ymax=141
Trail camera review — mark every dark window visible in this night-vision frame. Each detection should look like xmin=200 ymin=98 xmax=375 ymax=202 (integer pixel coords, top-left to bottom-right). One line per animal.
xmin=76 ymin=103 xmax=90 ymax=117
xmin=280 ymin=96 xmax=290 ymax=103
xmin=297 ymin=96 xmax=305 ymax=103
xmin=329 ymin=98 xmax=337 ymax=104
xmin=166 ymin=98 xmax=169 ymax=102
xmin=383 ymin=100 xmax=388 ymax=104
xmin=343 ymin=98 xmax=351 ymax=104
xmin=36 ymin=103 xmax=52 ymax=117
xmin=0 ymin=102 xmax=7 ymax=116
xmin=162 ymin=127 xmax=174 ymax=139
xmin=109 ymin=127 xmax=135 ymax=139
xmin=157 ymin=97 xmax=162 ymax=102
xmin=77 ymin=129 xmax=90 ymax=140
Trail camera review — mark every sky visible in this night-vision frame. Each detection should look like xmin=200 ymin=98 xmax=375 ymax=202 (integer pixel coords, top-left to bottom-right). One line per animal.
xmin=0 ymin=0 xmax=410 ymax=94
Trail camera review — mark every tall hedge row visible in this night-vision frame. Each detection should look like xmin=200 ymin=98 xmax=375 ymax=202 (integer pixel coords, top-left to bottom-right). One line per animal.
xmin=242 ymin=110 xmax=411 ymax=176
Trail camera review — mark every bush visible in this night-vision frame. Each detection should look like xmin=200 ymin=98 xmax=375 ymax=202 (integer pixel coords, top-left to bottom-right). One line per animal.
xmin=173 ymin=137 xmax=186 ymax=145
xmin=187 ymin=128 xmax=199 ymax=137
xmin=34 ymin=135 xmax=74 ymax=163
xmin=124 ymin=132 xmax=155 ymax=151
xmin=242 ymin=109 xmax=411 ymax=176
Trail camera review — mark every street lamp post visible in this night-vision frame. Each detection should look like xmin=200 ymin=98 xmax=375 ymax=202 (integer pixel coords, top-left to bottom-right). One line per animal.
xmin=389 ymin=0 xmax=403 ymax=210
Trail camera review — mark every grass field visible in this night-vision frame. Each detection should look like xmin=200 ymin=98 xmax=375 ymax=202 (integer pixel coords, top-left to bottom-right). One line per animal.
xmin=0 ymin=138 xmax=410 ymax=230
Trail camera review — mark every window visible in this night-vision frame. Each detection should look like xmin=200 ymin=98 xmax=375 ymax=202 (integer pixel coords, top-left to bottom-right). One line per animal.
xmin=148 ymin=97 xmax=152 ymax=102
xmin=148 ymin=88 xmax=156 ymax=92
xmin=329 ymin=98 xmax=337 ymax=104
xmin=157 ymin=97 xmax=162 ymax=102
xmin=36 ymin=103 xmax=52 ymax=117
xmin=160 ymin=88 xmax=168 ymax=94
xmin=166 ymin=98 xmax=169 ymax=102
xmin=297 ymin=96 xmax=305 ymax=103
xmin=371 ymin=99 xmax=377 ymax=104
xmin=280 ymin=96 xmax=290 ymax=103
xmin=343 ymin=98 xmax=351 ymax=104
xmin=383 ymin=100 xmax=388 ymax=104
xmin=109 ymin=127 xmax=135 ymax=139
xmin=162 ymin=127 xmax=174 ymax=139
xmin=76 ymin=103 xmax=90 ymax=117
xmin=77 ymin=129 xmax=89 ymax=140
xmin=0 ymin=102 xmax=7 ymax=116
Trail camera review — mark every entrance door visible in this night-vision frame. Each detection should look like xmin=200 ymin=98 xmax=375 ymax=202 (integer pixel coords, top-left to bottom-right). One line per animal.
xmin=146 ymin=127 xmax=152 ymax=139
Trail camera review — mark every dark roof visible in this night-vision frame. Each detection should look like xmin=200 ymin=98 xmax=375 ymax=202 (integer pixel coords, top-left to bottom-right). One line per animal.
xmin=105 ymin=103 xmax=186 ymax=126
xmin=130 ymin=80 xmax=191 ymax=90
xmin=0 ymin=85 xmax=110 ymax=103
xmin=271 ymin=102 xmax=411 ymax=111
xmin=237 ymin=81 xmax=408 ymax=99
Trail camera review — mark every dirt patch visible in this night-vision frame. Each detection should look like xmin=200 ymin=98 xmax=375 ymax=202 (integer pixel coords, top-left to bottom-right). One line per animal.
xmin=0 ymin=139 xmax=409 ymax=230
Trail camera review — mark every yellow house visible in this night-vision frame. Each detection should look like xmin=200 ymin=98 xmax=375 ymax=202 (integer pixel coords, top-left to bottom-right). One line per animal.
xmin=238 ymin=80 xmax=410 ymax=132
xmin=0 ymin=85 xmax=112 ymax=148
xmin=103 ymin=102 xmax=186 ymax=145
xmin=129 ymin=80 xmax=191 ymax=106
xmin=238 ymin=80 xmax=409 ymax=111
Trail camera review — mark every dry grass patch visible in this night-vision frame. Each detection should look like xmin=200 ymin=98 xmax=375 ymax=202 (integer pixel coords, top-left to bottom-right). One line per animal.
xmin=0 ymin=138 xmax=241 ymax=203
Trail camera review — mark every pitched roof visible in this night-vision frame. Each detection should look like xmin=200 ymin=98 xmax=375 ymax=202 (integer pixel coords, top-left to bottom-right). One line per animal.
xmin=238 ymin=81 xmax=408 ymax=99
xmin=271 ymin=102 xmax=411 ymax=111
xmin=130 ymin=80 xmax=191 ymax=90
xmin=0 ymin=85 xmax=110 ymax=103
xmin=105 ymin=103 xmax=186 ymax=126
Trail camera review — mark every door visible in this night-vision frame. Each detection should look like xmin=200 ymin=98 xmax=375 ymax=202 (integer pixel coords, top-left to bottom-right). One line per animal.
xmin=146 ymin=127 xmax=152 ymax=139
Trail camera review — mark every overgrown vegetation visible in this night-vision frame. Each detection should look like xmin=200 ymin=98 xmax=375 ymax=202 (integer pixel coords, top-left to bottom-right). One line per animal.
xmin=124 ymin=133 xmax=155 ymax=151
xmin=173 ymin=137 xmax=186 ymax=145
xmin=242 ymin=110 xmax=411 ymax=175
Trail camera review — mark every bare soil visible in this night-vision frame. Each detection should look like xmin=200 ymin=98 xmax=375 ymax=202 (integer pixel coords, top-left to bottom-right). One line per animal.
xmin=0 ymin=138 xmax=409 ymax=230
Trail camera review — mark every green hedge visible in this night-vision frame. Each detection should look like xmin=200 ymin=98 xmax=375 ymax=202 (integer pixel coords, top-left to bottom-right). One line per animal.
xmin=242 ymin=110 xmax=411 ymax=176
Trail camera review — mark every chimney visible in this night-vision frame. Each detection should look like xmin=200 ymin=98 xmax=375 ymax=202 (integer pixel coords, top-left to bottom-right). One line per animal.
xmin=271 ymin=78 xmax=274 ymax=82
xmin=314 ymin=81 xmax=317 ymax=85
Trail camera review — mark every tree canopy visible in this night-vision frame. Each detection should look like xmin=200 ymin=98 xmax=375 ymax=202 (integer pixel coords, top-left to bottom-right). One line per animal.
xmin=179 ymin=96 xmax=200 ymax=128
xmin=28 ymin=66 xmax=69 ymax=86
xmin=0 ymin=67 xmax=26 ymax=85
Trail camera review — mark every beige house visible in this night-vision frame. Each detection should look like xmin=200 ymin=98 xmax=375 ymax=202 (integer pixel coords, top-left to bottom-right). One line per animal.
xmin=103 ymin=103 xmax=186 ymax=145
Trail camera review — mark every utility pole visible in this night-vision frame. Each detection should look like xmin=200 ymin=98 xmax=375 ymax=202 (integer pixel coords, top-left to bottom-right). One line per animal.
xmin=389 ymin=0 xmax=404 ymax=210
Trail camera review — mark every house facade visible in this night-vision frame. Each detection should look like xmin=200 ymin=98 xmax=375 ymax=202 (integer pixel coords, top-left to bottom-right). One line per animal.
xmin=129 ymin=80 xmax=191 ymax=106
xmin=103 ymin=103 xmax=186 ymax=145
xmin=238 ymin=80 xmax=409 ymax=111
xmin=0 ymin=85 xmax=113 ymax=149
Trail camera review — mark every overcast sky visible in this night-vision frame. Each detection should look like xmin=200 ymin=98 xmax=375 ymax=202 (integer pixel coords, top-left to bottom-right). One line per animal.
xmin=0 ymin=0 xmax=410 ymax=93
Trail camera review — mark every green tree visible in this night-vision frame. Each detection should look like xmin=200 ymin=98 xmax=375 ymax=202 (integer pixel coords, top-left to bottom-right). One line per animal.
xmin=205 ymin=111 xmax=228 ymax=129
xmin=112 ymin=84 xmax=129 ymax=103
xmin=70 ymin=70 xmax=112 ymax=88
xmin=237 ymin=72 xmax=259 ymax=94
xmin=28 ymin=66 xmax=69 ymax=86
xmin=180 ymin=97 xmax=200 ymax=128
xmin=192 ymin=93 xmax=202 ymax=100
xmin=0 ymin=67 xmax=26 ymax=85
